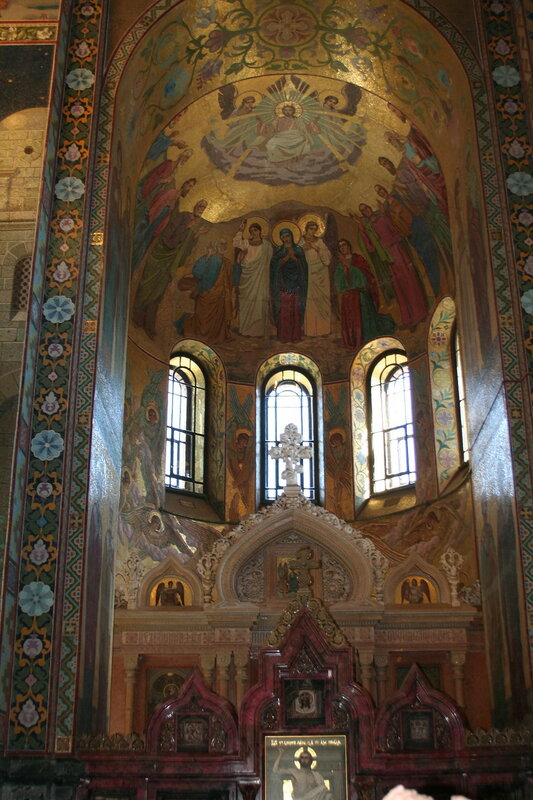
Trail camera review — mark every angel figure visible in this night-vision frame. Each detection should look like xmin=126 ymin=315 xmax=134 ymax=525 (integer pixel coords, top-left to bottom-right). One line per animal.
xmin=401 ymin=577 xmax=431 ymax=604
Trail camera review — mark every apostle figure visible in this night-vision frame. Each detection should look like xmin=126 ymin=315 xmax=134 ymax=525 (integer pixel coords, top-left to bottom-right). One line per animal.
xmin=133 ymin=198 xmax=210 ymax=338
xmin=181 ymin=238 xmax=233 ymax=344
xmin=233 ymin=219 xmax=273 ymax=337
xmin=270 ymin=228 xmax=308 ymax=342
xmin=333 ymin=239 xmax=394 ymax=349
xmin=353 ymin=204 xmax=427 ymax=328
xmin=300 ymin=218 xmax=332 ymax=337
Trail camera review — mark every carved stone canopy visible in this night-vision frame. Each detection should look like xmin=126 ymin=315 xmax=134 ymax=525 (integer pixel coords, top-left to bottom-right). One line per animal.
xmin=203 ymin=495 xmax=386 ymax=607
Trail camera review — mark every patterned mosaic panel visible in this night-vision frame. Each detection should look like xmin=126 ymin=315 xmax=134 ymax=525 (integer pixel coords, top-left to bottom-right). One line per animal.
xmin=480 ymin=0 xmax=533 ymax=659
xmin=3 ymin=0 xmax=104 ymax=752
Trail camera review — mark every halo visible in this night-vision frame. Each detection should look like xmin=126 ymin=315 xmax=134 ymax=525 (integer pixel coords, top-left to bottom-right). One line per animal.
xmin=235 ymin=90 xmax=263 ymax=108
xmin=298 ymin=213 xmax=326 ymax=237
xmin=243 ymin=216 xmax=270 ymax=239
xmin=274 ymin=100 xmax=303 ymax=118
xmin=235 ymin=427 xmax=252 ymax=439
xmin=294 ymin=746 xmax=317 ymax=769
xmin=272 ymin=221 xmax=302 ymax=246
xmin=318 ymin=89 xmax=341 ymax=108
xmin=145 ymin=401 xmax=160 ymax=423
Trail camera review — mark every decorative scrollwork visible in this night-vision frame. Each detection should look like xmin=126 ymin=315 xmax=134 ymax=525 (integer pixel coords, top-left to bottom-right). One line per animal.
xmin=262 ymin=700 xmax=280 ymax=729
xmin=265 ymin=595 xmax=349 ymax=648
xmin=331 ymin=699 xmax=350 ymax=730
xmin=77 ymin=731 xmax=146 ymax=751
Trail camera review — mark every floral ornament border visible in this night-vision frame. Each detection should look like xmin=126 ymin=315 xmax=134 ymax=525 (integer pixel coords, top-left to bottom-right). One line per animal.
xmin=5 ymin=0 xmax=104 ymax=752
xmin=481 ymin=0 xmax=533 ymax=640
xmin=131 ymin=0 xmax=455 ymax=137
xmin=0 ymin=22 xmax=58 ymax=43
xmin=428 ymin=298 xmax=460 ymax=490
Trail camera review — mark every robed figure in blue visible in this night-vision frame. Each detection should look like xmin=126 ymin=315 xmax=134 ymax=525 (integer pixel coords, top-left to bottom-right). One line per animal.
xmin=270 ymin=228 xmax=308 ymax=342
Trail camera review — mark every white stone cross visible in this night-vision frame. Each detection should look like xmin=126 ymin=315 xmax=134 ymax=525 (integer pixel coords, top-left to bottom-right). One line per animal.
xmin=268 ymin=423 xmax=312 ymax=497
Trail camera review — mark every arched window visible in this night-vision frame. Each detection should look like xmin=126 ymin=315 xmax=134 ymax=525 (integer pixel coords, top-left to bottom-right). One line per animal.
xmin=369 ymin=350 xmax=416 ymax=493
xmin=165 ymin=354 xmax=206 ymax=494
xmin=11 ymin=254 xmax=32 ymax=314
xmin=262 ymin=368 xmax=317 ymax=502
xmin=452 ymin=328 xmax=469 ymax=463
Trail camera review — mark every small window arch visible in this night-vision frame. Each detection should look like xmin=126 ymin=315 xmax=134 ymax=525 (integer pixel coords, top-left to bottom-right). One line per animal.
xmin=262 ymin=367 xmax=317 ymax=502
xmin=165 ymin=354 xmax=206 ymax=494
xmin=369 ymin=350 xmax=416 ymax=493
xmin=452 ymin=327 xmax=469 ymax=463
xmin=11 ymin=254 xmax=32 ymax=314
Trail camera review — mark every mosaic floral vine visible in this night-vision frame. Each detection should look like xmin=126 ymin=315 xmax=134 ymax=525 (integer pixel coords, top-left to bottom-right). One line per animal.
xmin=129 ymin=0 xmax=454 ymax=136
xmin=7 ymin=0 xmax=104 ymax=752
xmin=428 ymin=298 xmax=460 ymax=489
xmin=482 ymin=0 xmax=533 ymax=647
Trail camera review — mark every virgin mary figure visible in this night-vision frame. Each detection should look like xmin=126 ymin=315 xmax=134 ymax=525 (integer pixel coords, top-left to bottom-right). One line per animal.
xmin=270 ymin=227 xmax=308 ymax=343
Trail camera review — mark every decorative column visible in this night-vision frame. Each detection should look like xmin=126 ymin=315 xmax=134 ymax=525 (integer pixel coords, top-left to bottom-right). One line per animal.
xmin=123 ymin=654 xmax=139 ymax=735
xmin=200 ymin=653 xmax=216 ymax=690
xmin=450 ymin=651 xmax=466 ymax=707
xmin=234 ymin=650 xmax=249 ymax=710
xmin=216 ymin=651 xmax=232 ymax=699
xmin=359 ymin=651 xmax=375 ymax=698
xmin=374 ymin=653 xmax=389 ymax=705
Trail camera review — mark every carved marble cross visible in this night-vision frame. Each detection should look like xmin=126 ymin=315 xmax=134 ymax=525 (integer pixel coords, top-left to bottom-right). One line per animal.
xmin=268 ymin=423 xmax=312 ymax=497
xmin=288 ymin=546 xmax=321 ymax=599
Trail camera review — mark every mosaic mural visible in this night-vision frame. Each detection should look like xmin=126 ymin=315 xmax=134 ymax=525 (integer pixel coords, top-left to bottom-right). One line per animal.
xmin=129 ymin=77 xmax=454 ymax=382
xmin=1 ymin=0 xmax=532 ymax=759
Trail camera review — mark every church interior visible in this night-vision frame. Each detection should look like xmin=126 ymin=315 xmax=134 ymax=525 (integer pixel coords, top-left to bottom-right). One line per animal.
xmin=0 ymin=0 xmax=532 ymax=797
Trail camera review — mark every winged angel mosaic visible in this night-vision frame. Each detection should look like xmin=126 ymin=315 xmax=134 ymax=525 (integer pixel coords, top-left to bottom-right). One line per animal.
xmin=201 ymin=75 xmax=367 ymax=185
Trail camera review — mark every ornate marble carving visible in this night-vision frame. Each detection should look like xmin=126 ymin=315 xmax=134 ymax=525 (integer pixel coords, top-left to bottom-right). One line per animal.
xmin=159 ymin=717 xmax=177 ymax=753
xmin=385 ymin=707 xmax=451 ymax=751
xmin=322 ymin=552 xmax=350 ymax=601
xmin=459 ymin=579 xmax=481 ymax=609
xmin=439 ymin=548 xmax=463 ymax=607
xmin=466 ymin=722 xmax=533 ymax=747
xmin=78 ymin=732 xmax=146 ymax=751
xmin=210 ymin=718 xmax=226 ymax=751
xmin=262 ymin=700 xmax=279 ymax=729
xmin=114 ymin=551 xmax=146 ymax=607
xmin=265 ymin=595 xmax=349 ymax=648
xmin=291 ymin=645 xmax=321 ymax=673
xmin=268 ymin=423 xmax=313 ymax=497
xmin=198 ymin=494 xmax=388 ymax=603
xmin=434 ymin=711 xmax=452 ymax=748
xmin=331 ymin=699 xmax=350 ymax=729
xmin=236 ymin=553 xmax=266 ymax=603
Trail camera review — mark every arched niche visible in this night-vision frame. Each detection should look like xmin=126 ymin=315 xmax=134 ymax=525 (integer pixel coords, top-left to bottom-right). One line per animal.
xmin=139 ymin=554 xmax=203 ymax=607
xmin=146 ymin=668 xmax=239 ymax=755
xmin=375 ymin=663 xmax=467 ymax=752
xmin=82 ymin=0 xmax=510 ymax=737
xmin=384 ymin=554 xmax=450 ymax=605
xmin=212 ymin=499 xmax=377 ymax=607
